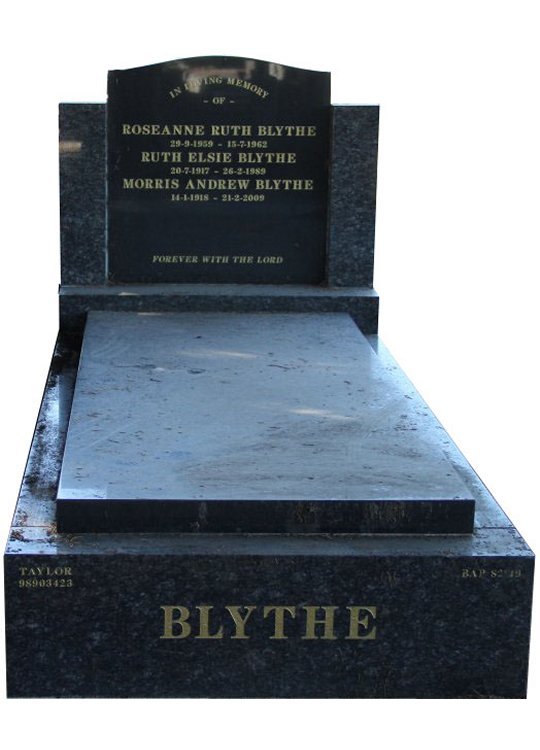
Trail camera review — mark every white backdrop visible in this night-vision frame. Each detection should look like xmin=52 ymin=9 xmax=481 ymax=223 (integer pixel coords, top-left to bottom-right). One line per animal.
xmin=1 ymin=0 xmax=538 ymax=745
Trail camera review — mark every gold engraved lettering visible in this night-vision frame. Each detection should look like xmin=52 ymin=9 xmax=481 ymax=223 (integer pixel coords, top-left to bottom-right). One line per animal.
xmin=237 ymin=152 xmax=296 ymax=164
xmin=254 ymin=179 xmax=313 ymax=191
xmin=302 ymin=606 xmax=338 ymax=640
xmin=226 ymin=78 xmax=269 ymax=99
xmin=141 ymin=151 xmax=183 ymax=163
xmin=195 ymin=605 xmax=224 ymax=639
xmin=160 ymin=605 xmax=191 ymax=639
xmin=122 ymin=124 xmax=206 ymax=136
xmin=185 ymin=179 xmax=250 ymax=191
xmin=461 ymin=567 xmax=523 ymax=580
xmin=123 ymin=178 xmax=180 ymax=190
xmin=211 ymin=125 xmax=252 ymax=136
xmin=19 ymin=566 xmax=72 ymax=577
xmin=152 ymin=255 xmax=199 ymax=264
xmin=257 ymin=125 xmax=316 ymax=137
xmin=187 ymin=152 xmax=232 ymax=164
xmin=257 ymin=256 xmax=283 ymax=265
xmin=346 ymin=606 xmax=377 ymax=640
xmin=263 ymin=606 xmax=297 ymax=639
xmin=461 ymin=568 xmax=487 ymax=579
xmin=202 ymin=255 xmax=230 ymax=264
xmin=225 ymin=605 xmax=257 ymax=639
xmin=183 ymin=76 xmax=223 ymax=93
xmin=17 ymin=565 xmax=75 ymax=590
xmin=159 ymin=604 xmax=378 ymax=640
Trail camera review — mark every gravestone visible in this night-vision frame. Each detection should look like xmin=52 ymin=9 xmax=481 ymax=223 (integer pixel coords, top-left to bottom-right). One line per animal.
xmin=107 ymin=56 xmax=330 ymax=284
xmin=4 ymin=57 xmax=534 ymax=699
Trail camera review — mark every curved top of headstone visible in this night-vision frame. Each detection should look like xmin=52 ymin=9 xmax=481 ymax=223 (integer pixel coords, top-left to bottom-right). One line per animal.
xmin=107 ymin=56 xmax=331 ymax=284
xmin=108 ymin=55 xmax=329 ymax=93
xmin=109 ymin=55 xmax=330 ymax=74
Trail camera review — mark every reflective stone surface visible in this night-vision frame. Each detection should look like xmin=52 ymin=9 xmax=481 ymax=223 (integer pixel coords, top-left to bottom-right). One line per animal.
xmin=56 ymin=312 xmax=474 ymax=533
xmin=107 ymin=57 xmax=330 ymax=284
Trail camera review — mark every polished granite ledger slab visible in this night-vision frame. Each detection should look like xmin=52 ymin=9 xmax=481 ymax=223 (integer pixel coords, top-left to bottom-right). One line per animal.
xmin=56 ymin=312 xmax=475 ymax=534
xmin=5 ymin=333 xmax=533 ymax=698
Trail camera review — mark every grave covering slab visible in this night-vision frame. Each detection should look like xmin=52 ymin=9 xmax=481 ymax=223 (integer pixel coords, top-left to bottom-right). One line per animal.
xmin=56 ymin=311 xmax=474 ymax=533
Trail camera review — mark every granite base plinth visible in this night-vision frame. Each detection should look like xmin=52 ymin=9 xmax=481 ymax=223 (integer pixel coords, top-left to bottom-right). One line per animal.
xmin=5 ymin=532 xmax=533 ymax=698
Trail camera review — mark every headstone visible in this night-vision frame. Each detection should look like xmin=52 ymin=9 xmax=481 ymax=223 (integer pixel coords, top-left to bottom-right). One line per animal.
xmin=107 ymin=56 xmax=330 ymax=284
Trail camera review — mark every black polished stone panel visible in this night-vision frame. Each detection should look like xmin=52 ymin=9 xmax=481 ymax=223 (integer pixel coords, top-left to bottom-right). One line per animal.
xmin=4 ymin=335 xmax=534 ymax=698
xmin=107 ymin=57 xmax=331 ymax=284
xmin=59 ymin=104 xmax=106 ymax=285
xmin=327 ymin=106 xmax=379 ymax=287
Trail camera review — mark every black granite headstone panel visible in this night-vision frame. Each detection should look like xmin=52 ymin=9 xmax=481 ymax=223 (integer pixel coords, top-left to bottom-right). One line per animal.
xmin=107 ymin=57 xmax=331 ymax=284
xmin=327 ymin=106 xmax=379 ymax=287
xmin=59 ymin=104 xmax=106 ymax=285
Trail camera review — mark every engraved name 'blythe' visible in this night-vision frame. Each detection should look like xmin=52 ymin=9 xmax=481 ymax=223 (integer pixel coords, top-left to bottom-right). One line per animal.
xmin=160 ymin=604 xmax=377 ymax=641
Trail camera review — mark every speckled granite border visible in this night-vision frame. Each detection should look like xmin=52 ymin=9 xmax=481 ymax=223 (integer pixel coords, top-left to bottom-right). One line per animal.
xmin=327 ymin=106 xmax=379 ymax=286
xmin=59 ymin=104 xmax=106 ymax=285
